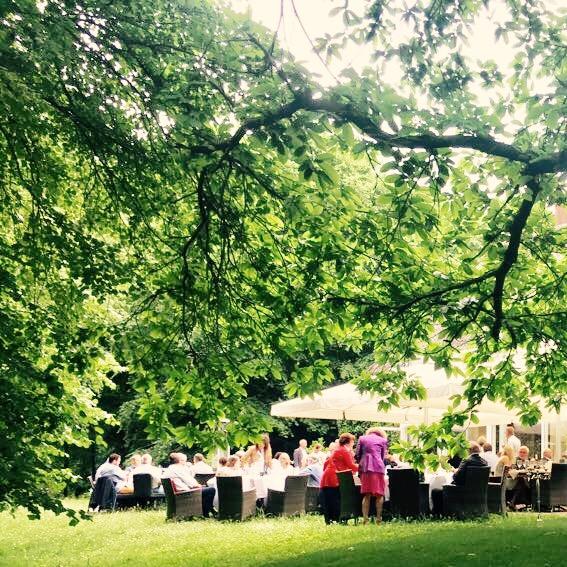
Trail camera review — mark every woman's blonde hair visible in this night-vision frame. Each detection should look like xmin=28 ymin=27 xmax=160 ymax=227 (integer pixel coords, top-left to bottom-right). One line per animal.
xmin=241 ymin=445 xmax=261 ymax=466
xmin=365 ymin=426 xmax=387 ymax=439
xmin=501 ymin=445 xmax=514 ymax=464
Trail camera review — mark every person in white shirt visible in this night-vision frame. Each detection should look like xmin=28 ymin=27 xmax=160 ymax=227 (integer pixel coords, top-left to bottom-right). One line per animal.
xmin=192 ymin=453 xmax=214 ymax=474
xmin=217 ymin=455 xmax=242 ymax=477
xmin=94 ymin=453 xmax=127 ymax=490
xmin=267 ymin=452 xmax=296 ymax=492
xmin=125 ymin=453 xmax=142 ymax=473
xmin=481 ymin=442 xmax=499 ymax=473
xmin=504 ymin=424 xmax=521 ymax=457
xmin=133 ymin=453 xmax=163 ymax=491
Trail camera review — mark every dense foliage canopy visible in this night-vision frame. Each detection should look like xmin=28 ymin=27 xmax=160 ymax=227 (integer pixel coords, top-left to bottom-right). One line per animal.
xmin=1 ymin=0 xmax=566 ymax=517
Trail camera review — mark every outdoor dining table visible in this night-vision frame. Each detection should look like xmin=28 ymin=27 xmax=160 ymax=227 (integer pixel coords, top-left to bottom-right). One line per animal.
xmin=509 ymin=463 xmax=551 ymax=518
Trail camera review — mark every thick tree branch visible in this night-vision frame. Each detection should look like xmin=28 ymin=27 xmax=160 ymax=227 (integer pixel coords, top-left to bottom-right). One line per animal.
xmin=189 ymin=92 xmax=567 ymax=174
xmin=524 ymin=149 xmax=567 ymax=175
xmin=491 ymin=179 xmax=542 ymax=340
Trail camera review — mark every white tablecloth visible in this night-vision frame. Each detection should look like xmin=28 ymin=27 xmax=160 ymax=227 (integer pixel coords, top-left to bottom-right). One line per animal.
xmin=424 ymin=471 xmax=453 ymax=509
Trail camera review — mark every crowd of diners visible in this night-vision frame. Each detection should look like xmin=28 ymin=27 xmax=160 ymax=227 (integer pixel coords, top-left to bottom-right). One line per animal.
xmin=93 ymin=423 xmax=567 ymax=521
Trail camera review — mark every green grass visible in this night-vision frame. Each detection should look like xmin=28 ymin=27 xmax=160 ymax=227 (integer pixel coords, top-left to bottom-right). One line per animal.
xmin=1 ymin=500 xmax=566 ymax=567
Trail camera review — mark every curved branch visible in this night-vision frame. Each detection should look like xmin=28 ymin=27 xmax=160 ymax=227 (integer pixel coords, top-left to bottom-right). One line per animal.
xmin=189 ymin=92 xmax=566 ymax=175
xmin=491 ymin=179 xmax=542 ymax=340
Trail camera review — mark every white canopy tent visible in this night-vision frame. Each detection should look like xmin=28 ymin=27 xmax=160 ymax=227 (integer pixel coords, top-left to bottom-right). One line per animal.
xmin=270 ymin=359 xmax=567 ymax=427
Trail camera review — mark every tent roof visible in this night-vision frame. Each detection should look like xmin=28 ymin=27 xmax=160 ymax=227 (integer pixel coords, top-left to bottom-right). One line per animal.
xmin=270 ymin=359 xmax=567 ymax=425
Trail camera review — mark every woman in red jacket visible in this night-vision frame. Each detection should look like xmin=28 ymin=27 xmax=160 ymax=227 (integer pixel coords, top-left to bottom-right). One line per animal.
xmin=320 ymin=432 xmax=358 ymax=524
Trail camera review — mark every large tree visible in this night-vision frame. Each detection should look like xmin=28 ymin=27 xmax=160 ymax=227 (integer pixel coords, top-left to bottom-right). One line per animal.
xmin=1 ymin=0 xmax=566 ymax=516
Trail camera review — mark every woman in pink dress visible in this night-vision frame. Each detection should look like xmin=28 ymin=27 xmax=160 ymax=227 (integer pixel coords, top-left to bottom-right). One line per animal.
xmin=355 ymin=427 xmax=388 ymax=524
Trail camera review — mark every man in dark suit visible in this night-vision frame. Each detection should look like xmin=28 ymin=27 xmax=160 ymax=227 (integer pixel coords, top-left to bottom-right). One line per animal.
xmin=431 ymin=442 xmax=487 ymax=515
xmin=452 ymin=441 xmax=488 ymax=486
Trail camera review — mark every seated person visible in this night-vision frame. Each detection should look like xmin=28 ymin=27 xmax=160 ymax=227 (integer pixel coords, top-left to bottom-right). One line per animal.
xmin=431 ymin=442 xmax=487 ymax=515
xmin=215 ymin=456 xmax=229 ymax=475
xmin=270 ymin=452 xmax=282 ymax=473
xmin=133 ymin=453 xmax=163 ymax=493
xmin=301 ymin=455 xmax=323 ymax=488
xmin=192 ymin=453 xmax=214 ymax=474
xmin=278 ymin=453 xmax=296 ymax=475
xmin=452 ymin=442 xmax=488 ymax=486
xmin=218 ymin=455 xmax=243 ymax=476
xmin=95 ymin=453 xmax=127 ymax=491
xmin=513 ymin=445 xmax=530 ymax=471
xmin=125 ymin=453 xmax=142 ymax=473
xmin=310 ymin=443 xmax=327 ymax=465
xmin=495 ymin=445 xmax=515 ymax=477
xmin=163 ymin=452 xmax=215 ymax=516
xmin=507 ymin=446 xmax=531 ymax=509
xmin=542 ymin=448 xmax=553 ymax=472
xmin=267 ymin=453 xmax=296 ymax=492
xmin=384 ymin=452 xmax=398 ymax=468
xmin=481 ymin=442 xmax=499 ymax=473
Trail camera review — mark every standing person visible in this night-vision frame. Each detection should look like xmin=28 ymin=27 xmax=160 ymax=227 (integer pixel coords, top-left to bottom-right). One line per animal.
xmin=260 ymin=433 xmax=273 ymax=472
xmin=504 ymin=424 xmax=521 ymax=457
xmin=242 ymin=434 xmax=272 ymax=474
xmin=355 ymin=427 xmax=388 ymax=524
xmin=320 ymin=433 xmax=358 ymax=524
xmin=293 ymin=439 xmax=308 ymax=469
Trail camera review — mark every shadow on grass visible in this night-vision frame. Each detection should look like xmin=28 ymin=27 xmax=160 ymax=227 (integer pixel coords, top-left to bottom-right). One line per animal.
xmin=261 ymin=514 xmax=567 ymax=567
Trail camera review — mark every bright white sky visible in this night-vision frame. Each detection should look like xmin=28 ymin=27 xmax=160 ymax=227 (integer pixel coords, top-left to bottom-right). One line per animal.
xmin=229 ymin=1 xmax=564 ymax=90
xmin=229 ymin=0 xmax=563 ymax=136
xmin=229 ymin=0 xmax=519 ymax=86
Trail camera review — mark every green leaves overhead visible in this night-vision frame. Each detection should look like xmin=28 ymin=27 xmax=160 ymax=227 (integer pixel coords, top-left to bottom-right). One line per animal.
xmin=1 ymin=0 xmax=567 ymax=517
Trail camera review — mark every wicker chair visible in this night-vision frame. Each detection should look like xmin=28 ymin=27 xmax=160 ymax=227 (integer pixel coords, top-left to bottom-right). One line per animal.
xmin=194 ymin=473 xmax=216 ymax=486
xmin=487 ymin=468 xmax=507 ymax=515
xmin=216 ymin=476 xmax=257 ymax=520
xmin=305 ymin=486 xmax=321 ymax=513
xmin=88 ymin=476 xmax=117 ymax=512
xmin=132 ymin=473 xmax=165 ymax=508
xmin=162 ymin=478 xmax=203 ymax=520
xmin=443 ymin=466 xmax=490 ymax=519
xmin=388 ymin=468 xmax=430 ymax=518
xmin=336 ymin=471 xmax=362 ymax=524
xmin=266 ymin=475 xmax=308 ymax=517
xmin=531 ymin=463 xmax=567 ymax=511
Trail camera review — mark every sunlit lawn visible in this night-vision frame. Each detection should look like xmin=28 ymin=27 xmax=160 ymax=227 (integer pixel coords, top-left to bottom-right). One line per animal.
xmin=1 ymin=500 xmax=566 ymax=567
